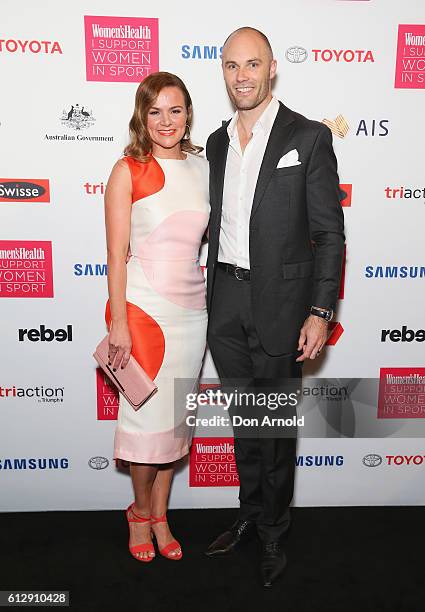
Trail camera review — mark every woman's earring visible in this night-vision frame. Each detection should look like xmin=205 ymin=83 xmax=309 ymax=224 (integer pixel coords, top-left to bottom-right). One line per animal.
xmin=184 ymin=124 xmax=191 ymax=140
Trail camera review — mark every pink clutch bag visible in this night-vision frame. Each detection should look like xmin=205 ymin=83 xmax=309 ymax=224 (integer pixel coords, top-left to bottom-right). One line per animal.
xmin=93 ymin=335 xmax=157 ymax=410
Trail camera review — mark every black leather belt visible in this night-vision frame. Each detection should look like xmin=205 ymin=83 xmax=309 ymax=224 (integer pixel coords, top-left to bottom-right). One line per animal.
xmin=217 ymin=262 xmax=251 ymax=281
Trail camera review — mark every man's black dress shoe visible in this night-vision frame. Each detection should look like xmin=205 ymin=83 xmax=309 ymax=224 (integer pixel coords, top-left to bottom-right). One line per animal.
xmin=261 ymin=541 xmax=287 ymax=587
xmin=205 ymin=519 xmax=256 ymax=557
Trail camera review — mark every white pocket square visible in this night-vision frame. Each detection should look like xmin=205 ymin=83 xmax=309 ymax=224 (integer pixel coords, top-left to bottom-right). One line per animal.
xmin=276 ymin=149 xmax=301 ymax=168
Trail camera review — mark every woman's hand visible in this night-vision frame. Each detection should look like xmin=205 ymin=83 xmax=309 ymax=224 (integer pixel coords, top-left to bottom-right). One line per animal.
xmin=108 ymin=320 xmax=132 ymax=370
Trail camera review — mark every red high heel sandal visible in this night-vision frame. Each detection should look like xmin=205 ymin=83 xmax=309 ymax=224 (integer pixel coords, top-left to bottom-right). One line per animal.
xmin=151 ymin=514 xmax=183 ymax=560
xmin=125 ymin=503 xmax=155 ymax=562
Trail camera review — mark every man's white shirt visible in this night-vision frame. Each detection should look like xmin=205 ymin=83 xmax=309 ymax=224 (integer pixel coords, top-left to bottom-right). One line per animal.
xmin=218 ymin=96 xmax=280 ymax=270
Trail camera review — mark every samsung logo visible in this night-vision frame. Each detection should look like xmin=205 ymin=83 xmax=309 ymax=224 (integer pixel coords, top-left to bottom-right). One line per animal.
xmin=181 ymin=44 xmax=222 ymax=60
xmin=74 ymin=263 xmax=107 ymax=276
xmin=365 ymin=266 xmax=425 ymax=278
xmin=0 ymin=457 xmax=69 ymax=470
xmin=296 ymin=455 xmax=344 ymax=467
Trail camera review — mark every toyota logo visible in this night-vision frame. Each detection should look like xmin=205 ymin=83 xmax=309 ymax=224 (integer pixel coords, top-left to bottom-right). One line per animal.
xmin=285 ymin=46 xmax=308 ymax=63
xmin=88 ymin=456 xmax=109 ymax=470
xmin=362 ymin=454 xmax=382 ymax=467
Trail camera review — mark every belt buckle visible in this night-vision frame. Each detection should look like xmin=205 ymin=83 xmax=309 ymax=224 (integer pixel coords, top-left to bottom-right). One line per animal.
xmin=234 ymin=266 xmax=244 ymax=281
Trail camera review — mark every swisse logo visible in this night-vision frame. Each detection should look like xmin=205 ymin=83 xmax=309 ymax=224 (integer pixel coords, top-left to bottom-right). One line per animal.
xmin=0 ymin=180 xmax=50 ymax=203
xmin=74 ymin=263 xmax=107 ymax=276
xmin=18 ymin=325 xmax=73 ymax=342
xmin=387 ymin=455 xmax=425 ymax=466
xmin=181 ymin=44 xmax=222 ymax=60
xmin=0 ymin=39 xmax=62 ymax=54
xmin=88 ymin=456 xmax=109 ymax=470
xmin=381 ymin=326 xmax=425 ymax=342
xmin=285 ymin=46 xmax=308 ymax=63
xmin=362 ymin=454 xmax=382 ymax=467
xmin=385 ymin=186 xmax=425 ymax=201
xmin=365 ymin=266 xmax=425 ymax=279
xmin=0 ymin=457 xmax=69 ymax=470
xmin=83 ymin=182 xmax=105 ymax=195
xmin=312 ymin=49 xmax=374 ymax=63
xmin=296 ymin=455 xmax=344 ymax=467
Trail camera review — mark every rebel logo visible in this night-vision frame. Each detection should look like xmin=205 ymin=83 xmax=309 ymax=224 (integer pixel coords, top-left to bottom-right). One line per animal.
xmin=0 ymin=179 xmax=50 ymax=203
xmin=381 ymin=327 xmax=425 ymax=342
xmin=84 ymin=15 xmax=159 ymax=83
xmin=312 ymin=49 xmax=374 ymax=63
xmin=395 ymin=25 xmax=425 ymax=89
xmin=378 ymin=367 xmax=425 ymax=419
xmin=0 ymin=240 xmax=54 ymax=298
xmin=18 ymin=325 xmax=73 ymax=342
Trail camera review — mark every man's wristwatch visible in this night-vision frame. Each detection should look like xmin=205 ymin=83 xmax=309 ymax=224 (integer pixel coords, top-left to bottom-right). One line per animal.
xmin=310 ymin=306 xmax=334 ymax=322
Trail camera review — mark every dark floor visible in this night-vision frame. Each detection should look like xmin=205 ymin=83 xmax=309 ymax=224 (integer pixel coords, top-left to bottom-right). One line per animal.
xmin=0 ymin=507 xmax=423 ymax=611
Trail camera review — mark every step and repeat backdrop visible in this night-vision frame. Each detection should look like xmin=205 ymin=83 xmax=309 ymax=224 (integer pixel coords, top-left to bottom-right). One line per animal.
xmin=1 ymin=0 xmax=424 ymax=511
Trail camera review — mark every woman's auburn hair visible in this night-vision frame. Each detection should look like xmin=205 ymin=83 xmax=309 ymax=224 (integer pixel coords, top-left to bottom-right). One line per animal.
xmin=124 ymin=71 xmax=203 ymax=162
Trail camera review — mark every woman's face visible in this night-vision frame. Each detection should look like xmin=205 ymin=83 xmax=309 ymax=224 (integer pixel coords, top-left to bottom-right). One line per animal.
xmin=147 ymin=86 xmax=188 ymax=157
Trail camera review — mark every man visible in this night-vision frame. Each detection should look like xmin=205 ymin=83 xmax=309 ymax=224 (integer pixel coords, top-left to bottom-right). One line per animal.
xmin=205 ymin=27 xmax=345 ymax=587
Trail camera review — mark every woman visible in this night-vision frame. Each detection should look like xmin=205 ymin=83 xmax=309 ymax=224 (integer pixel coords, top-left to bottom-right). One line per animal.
xmin=104 ymin=72 xmax=209 ymax=562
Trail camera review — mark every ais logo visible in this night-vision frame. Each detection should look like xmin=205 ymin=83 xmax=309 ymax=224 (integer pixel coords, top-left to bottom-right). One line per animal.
xmin=0 ymin=179 xmax=50 ymax=203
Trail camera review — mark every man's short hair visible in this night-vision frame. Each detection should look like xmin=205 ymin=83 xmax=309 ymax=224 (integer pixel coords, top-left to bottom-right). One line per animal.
xmin=223 ymin=27 xmax=273 ymax=58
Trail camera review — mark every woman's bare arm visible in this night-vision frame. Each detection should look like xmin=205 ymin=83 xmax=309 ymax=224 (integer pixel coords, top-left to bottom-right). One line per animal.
xmin=104 ymin=159 xmax=132 ymax=369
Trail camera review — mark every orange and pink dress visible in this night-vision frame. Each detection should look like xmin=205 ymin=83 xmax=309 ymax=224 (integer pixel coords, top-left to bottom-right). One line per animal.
xmin=105 ymin=153 xmax=209 ymax=463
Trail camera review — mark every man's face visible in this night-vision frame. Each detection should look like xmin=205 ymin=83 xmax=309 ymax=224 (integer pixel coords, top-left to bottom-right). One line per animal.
xmin=221 ymin=31 xmax=276 ymax=111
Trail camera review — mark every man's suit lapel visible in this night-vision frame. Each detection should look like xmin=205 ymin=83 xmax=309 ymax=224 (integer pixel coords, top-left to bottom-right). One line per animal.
xmin=212 ymin=125 xmax=229 ymax=226
xmin=250 ymin=102 xmax=296 ymax=220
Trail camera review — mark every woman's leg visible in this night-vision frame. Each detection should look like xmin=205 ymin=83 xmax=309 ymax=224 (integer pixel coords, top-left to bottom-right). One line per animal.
xmin=150 ymin=463 xmax=181 ymax=557
xmin=129 ymin=463 xmax=158 ymax=559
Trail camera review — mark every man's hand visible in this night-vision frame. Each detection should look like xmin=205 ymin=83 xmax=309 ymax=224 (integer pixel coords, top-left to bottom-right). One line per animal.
xmin=296 ymin=315 xmax=328 ymax=362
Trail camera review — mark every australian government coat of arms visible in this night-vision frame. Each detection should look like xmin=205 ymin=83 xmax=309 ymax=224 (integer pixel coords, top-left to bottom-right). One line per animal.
xmin=61 ymin=104 xmax=96 ymax=130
